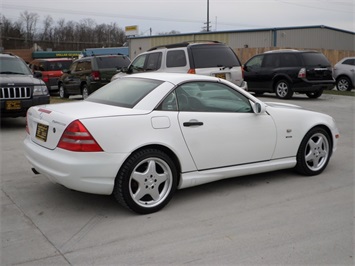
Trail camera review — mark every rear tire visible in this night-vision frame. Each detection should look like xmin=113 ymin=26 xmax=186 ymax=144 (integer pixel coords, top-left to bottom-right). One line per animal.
xmin=113 ymin=148 xmax=178 ymax=214
xmin=336 ymin=76 xmax=352 ymax=91
xmin=295 ymin=127 xmax=331 ymax=176
xmin=275 ymin=80 xmax=293 ymax=99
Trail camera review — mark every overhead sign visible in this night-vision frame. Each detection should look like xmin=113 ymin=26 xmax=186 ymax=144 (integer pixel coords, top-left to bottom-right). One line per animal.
xmin=125 ymin=25 xmax=139 ymax=36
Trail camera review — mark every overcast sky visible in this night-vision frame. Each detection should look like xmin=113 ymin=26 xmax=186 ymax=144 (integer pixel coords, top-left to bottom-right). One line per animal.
xmin=2 ymin=0 xmax=354 ymax=35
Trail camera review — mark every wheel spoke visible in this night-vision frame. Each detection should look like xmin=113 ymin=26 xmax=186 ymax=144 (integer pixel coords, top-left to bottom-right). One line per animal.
xmin=305 ymin=134 xmax=329 ymax=170
xmin=130 ymin=158 xmax=171 ymax=204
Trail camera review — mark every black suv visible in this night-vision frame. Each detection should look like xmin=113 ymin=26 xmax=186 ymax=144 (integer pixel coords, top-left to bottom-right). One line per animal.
xmin=243 ymin=50 xmax=335 ymax=99
xmin=58 ymin=54 xmax=130 ymax=99
xmin=0 ymin=53 xmax=50 ymax=118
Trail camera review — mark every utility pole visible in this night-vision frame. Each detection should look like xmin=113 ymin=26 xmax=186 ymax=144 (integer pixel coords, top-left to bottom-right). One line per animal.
xmin=207 ymin=0 xmax=210 ymax=32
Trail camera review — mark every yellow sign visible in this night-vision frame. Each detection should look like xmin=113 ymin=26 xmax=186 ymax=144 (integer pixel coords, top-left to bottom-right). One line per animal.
xmin=125 ymin=25 xmax=139 ymax=36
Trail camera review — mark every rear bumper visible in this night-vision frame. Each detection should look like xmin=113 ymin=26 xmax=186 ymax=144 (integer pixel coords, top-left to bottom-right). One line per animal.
xmin=293 ymin=79 xmax=335 ymax=92
xmin=23 ymin=136 xmax=129 ymax=195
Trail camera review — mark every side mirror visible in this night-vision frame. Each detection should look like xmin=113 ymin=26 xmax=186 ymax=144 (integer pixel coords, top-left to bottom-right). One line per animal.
xmin=243 ymin=65 xmax=248 ymax=71
xmin=252 ymin=101 xmax=266 ymax=114
xmin=119 ymin=66 xmax=128 ymax=73
xmin=33 ymin=71 xmax=42 ymax=78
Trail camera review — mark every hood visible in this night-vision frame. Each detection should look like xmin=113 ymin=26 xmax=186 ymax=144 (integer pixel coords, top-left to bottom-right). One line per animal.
xmin=0 ymin=74 xmax=45 ymax=86
xmin=265 ymin=102 xmax=304 ymax=110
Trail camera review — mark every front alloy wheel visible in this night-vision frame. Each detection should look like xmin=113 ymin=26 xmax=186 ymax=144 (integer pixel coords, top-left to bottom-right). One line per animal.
xmin=295 ymin=127 xmax=331 ymax=176
xmin=114 ymin=149 xmax=177 ymax=214
xmin=59 ymin=84 xmax=69 ymax=99
xmin=275 ymin=80 xmax=293 ymax=99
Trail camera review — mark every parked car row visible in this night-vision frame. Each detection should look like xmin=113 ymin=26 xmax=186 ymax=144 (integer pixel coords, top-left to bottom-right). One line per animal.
xmin=1 ymin=44 xmax=353 ymax=118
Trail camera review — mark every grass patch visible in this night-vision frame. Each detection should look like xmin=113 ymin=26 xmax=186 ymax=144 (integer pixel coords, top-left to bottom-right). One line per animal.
xmin=324 ymin=89 xmax=355 ymax=97
xmin=50 ymin=96 xmax=82 ymax=104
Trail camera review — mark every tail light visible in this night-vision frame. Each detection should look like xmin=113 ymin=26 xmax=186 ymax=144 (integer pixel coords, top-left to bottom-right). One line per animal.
xmin=58 ymin=120 xmax=103 ymax=152
xmin=298 ymin=68 xmax=306 ymax=78
xmin=26 ymin=113 xmax=30 ymax=135
xmin=187 ymin=69 xmax=196 ymax=74
xmin=91 ymin=71 xmax=100 ymax=81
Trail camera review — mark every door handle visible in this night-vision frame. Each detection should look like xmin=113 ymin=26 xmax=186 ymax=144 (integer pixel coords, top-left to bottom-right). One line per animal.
xmin=183 ymin=121 xmax=203 ymax=127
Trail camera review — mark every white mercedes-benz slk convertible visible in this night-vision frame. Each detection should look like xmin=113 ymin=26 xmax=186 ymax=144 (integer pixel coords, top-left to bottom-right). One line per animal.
xmin=24 ymin=73 xmax=339 ymax=214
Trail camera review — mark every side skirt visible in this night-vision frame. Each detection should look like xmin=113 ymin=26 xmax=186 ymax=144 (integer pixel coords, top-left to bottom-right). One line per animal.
xmin=178 ymin=157 xmax=296 ymax=189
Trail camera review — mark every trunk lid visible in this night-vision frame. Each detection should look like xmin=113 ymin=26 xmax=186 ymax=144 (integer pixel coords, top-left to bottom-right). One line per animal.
xmin=26 ymin=101 xmax=149 ymax=149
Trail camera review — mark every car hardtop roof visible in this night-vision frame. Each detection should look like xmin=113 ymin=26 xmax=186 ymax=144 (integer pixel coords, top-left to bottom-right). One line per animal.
xmin=122 ymin=72 xmax=221 ymax=84
xmin=32 ymin=58 xmax=73 ymax=62
xmin=78 ymin=54 xmax=127 ymax=60
xmin=147 ymin=41 xmax=224 ymax=51
xmin=0 ymin=53 xmax=19 ymax=58
xmin=264 ymin=49 xmax=319 ymax=54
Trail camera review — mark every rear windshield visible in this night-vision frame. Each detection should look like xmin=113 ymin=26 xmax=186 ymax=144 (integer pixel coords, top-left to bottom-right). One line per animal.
xmin=86 ymin=77 xmax=163 ymax=108
xmin=301 ymin=53 xmax=331 ymax=67
xmin=45 ymin=60 xmax=72 ymax=71
xmin=191 ymin=45 xmax=241 ymax=68
xmin=96 ymin=56 xmax=130 ymax=69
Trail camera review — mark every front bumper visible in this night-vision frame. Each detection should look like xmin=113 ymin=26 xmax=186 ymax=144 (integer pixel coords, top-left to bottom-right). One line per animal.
xmin=1 ymin=96 xmax=50 ymax=118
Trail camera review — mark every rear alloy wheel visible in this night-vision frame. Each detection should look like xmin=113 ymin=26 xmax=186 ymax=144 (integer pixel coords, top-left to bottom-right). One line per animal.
xmin=295 ymin=127 xmax=331 ymax=176
xmin=113 ymin=149 xmax=177 ymax=214
xmin=306 ymin=90 xmax=323 ymax=99
xmin=59 ymin=84 xmax=69 ymax=99
xmin=82 ymin=84 xmax=89 ymax=99
xmin=336 ymin=76 xmax=352 ymax=91
xmin=275 ymin=80 xmax=293 ymax=99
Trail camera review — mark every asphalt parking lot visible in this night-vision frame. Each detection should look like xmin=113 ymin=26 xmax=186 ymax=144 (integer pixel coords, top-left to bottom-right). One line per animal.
xmin=1 ymin=93 xmax=354 ymax=265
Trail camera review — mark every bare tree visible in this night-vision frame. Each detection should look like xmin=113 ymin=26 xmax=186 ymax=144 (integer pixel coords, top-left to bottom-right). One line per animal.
xmin=19 ymin=11 xmax=39 ymax=47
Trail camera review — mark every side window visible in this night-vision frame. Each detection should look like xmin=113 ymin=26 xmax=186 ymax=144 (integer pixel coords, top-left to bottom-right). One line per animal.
xmin=262 ymin=54 xmax=278 ymax=67
xmin=174 ymin=82 xmax=252 ymax=113
xmin=279 ymin=53 xmax=299 ymax=67
xmin=167 ymin=50 xmax=187 ymax=67
xmin=159 ymin=91 xmax=178 ymax=111
xmin=343 ymin=59 xmax=355 ymax=66
xmin=145 ymin=52 xmax=162 ymax=71
xmin=75 ymin=61 xmax=91 ymax=71
xmin=246 ymin=55 xmax=264 ymax=69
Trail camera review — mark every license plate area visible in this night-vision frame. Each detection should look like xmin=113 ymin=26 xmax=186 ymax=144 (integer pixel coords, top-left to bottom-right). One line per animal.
xmin=215 ymin=73 xmax=226 ymax=79
xmin=36 ymin=123 xmax=49 ymax=142
xmin=5 ymin=100 xmax=21 ymax=110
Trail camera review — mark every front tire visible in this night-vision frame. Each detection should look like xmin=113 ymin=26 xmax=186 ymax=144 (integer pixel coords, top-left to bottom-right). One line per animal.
xmin=59 ymin=84 xmax=69 ymax=99
xmin=336 ymin=76 xmax=352 ymax=91
xmin=82 ymin=84 xmax=89 ymax=99
xmin=295 ymin=127 xmax=331 ymax=176
xmin=113 ymin=149 xmax=178 ymax=214
xmin=275 ymin=80 xmax=293 ymax=99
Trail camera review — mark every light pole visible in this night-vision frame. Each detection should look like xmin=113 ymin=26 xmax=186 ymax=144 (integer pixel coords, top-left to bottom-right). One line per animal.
xmin=207 ymin=0 xmax=210 ymax=32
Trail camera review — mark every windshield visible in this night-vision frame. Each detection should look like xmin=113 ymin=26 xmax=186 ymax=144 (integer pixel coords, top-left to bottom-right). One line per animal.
xmin=0 ymin=57 xmax=33 ymax=75
xmin=86 ymin=77 xmax=163 ymax=108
